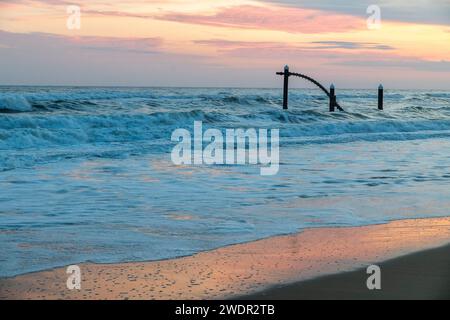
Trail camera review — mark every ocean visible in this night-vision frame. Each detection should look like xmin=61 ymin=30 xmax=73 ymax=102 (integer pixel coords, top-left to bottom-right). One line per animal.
xmin=1 ymin=86 xmax=450 ymax=277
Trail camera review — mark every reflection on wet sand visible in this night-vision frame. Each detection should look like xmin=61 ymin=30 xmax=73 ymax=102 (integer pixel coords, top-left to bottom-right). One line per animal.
xmin=1 ymin=217 xmax=450 ymax=300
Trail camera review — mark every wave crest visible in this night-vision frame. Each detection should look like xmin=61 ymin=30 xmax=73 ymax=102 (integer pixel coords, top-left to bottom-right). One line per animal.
xmin=0 ymin=95 xmax=32 ymax=112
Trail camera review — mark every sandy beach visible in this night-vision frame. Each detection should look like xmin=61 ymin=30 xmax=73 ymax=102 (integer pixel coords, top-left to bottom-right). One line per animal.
xmin=1 ymin=216 xmax=450 ymax=300
xmin=240 ymin=243 xmax=450 ymax=300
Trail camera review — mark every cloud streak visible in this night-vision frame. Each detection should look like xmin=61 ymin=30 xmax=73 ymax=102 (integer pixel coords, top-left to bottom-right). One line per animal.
xmin=261 ymin=0 xmax=450 ymax=26
xmin=310 ymin=41 xmax=394 ymax=51
xmin=158 ymin=4 xmax=363 ymax=34
xmin=194 ymin=39 xmax=395 ymax=53
xmin=0 ymin=30 xmax=163 ymax=55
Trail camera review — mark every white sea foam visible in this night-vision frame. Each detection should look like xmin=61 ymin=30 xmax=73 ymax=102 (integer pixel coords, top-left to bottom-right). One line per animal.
xmin=0 ymin=94 xmax=32 ymax=112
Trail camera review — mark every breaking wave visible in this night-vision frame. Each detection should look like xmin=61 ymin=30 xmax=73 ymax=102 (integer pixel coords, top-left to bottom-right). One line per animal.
xmin=0 ymin=94 xmax=32 ymax=112
xmin=1 ymin=86 xmax=449 ymax=170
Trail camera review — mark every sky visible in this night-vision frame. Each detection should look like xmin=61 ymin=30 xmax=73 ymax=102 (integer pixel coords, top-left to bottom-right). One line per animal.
xmin=0 ymin=0 xmax=449 ymax=88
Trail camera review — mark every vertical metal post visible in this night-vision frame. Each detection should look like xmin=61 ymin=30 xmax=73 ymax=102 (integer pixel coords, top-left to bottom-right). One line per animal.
xmin=329 ymin=84 xmax=335 ymax=112
xmin=283 ymin=65 xmax=289 ymax=110
xmin=378 ymin=84 xmax=384 ymax=110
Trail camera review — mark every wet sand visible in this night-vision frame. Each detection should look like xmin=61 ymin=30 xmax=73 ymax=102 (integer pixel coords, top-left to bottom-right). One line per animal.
xmin=1 ymin=217 xmax=450 ymax=300
xmin=240 ymin=243 xmax=450 ymax=300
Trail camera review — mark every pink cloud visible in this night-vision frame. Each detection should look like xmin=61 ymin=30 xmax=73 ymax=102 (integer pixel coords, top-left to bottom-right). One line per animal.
xmin=158 ymin=5 xmax=363 ymax=34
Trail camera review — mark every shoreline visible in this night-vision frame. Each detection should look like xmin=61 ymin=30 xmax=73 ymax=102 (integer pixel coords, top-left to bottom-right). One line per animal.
xmin=1 ymin=216 xmax=450 ymax=299
xmin=2 ymin=216 xmax=447 ymax=279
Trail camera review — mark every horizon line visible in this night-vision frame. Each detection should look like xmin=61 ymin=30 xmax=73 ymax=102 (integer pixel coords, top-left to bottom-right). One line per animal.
xmin=1 ymin=84 xmax=449 ymax=91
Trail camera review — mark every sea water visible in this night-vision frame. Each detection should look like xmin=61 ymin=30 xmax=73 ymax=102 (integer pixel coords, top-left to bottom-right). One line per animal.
xmin=0 ymin=86 xmax=449 ymax=277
